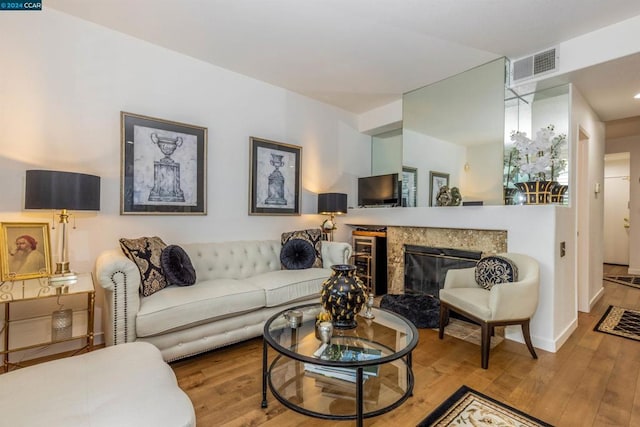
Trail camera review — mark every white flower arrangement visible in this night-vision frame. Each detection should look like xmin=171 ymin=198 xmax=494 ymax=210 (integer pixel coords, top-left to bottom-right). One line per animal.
xmin=508 ymin=124 xmax=567 ymax=182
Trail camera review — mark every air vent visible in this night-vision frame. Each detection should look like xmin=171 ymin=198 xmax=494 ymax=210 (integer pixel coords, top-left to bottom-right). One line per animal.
xmin=510 ymin=47 xmax=558 ymax=84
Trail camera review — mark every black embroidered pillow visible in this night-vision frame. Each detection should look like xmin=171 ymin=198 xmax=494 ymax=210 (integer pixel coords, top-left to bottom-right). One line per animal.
xmin=280 ymin=239 xmax=316 ymax=270
xmin=475 ymin=255 xmax=519 ymax=290
xmin=281 ymin=229 xmax=323 ymax=268
xmin=119 ymin=236 xmax=167 ymax=297
xmin=161 ymin=245 xmax=197 ymax=286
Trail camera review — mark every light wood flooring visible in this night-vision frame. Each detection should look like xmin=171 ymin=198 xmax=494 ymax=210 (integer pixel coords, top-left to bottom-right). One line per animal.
xmin=171 ymin=264 xmax=640 ymax=426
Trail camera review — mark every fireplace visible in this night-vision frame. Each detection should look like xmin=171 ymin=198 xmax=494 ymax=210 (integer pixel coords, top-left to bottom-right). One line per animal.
xmin=404 ymin=245 xmax=482 ymax=297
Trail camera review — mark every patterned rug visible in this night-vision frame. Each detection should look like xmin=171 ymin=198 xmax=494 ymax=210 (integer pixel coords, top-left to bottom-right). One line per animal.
xmin=603 ymin=274 xmax=640 ymax=289
xmin=418 ymin=385 xmax=552 ymax=427
xmin=594 ymin=305 xmax=640 ymax=341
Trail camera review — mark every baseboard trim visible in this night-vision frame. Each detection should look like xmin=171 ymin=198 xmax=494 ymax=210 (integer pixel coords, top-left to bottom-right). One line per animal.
xmin=505 ymin=317 xmax=578 ymax=354
xmin=628 ymin=267 xmax=640 ymax=275
xmin=589 ymin=287 xmax=605 ymax=312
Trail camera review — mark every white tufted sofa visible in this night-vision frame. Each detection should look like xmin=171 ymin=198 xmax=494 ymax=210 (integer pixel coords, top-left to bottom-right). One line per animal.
xmin=95 ymin=240 xmax=351 ymax=361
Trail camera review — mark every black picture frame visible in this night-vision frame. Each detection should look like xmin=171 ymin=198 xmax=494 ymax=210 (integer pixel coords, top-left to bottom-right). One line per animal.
xmin=429 ymin=171 xmax=450 ymax=207
xmin=121 ymin=112 xmax=207 ymax=215
xmin=402 ymin=166 xmax=417 ymax=207
xmin=249 ymin=137 xmax=301 ymax=215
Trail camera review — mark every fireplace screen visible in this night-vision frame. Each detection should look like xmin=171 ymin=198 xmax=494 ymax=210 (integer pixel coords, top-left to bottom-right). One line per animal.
xmin=404 ymin=245 xmax=482 ymax=297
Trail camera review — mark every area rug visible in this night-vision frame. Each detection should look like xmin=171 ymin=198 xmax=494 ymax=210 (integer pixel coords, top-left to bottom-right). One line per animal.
xmin=603 ymin=274 xmax=640 ymax=289
xmin=594 ymin=305 xmax=640 ymax=341
xmin=418 ymin=385 xmax=553 ymax=427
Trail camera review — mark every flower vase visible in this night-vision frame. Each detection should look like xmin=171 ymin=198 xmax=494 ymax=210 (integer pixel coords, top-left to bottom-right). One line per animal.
xmin=320 ymin=264 xmax=366 ymax=329
xmin=514 ymin=181 xmax=557 ymax=205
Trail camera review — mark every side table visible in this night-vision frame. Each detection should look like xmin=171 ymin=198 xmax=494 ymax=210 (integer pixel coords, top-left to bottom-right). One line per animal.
xmin=0 ymin=272 xmax=95 ymax=373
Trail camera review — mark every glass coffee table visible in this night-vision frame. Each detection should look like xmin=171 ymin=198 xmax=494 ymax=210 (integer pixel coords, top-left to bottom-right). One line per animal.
xmin=261 ymin=303 xmax=418 ymax=426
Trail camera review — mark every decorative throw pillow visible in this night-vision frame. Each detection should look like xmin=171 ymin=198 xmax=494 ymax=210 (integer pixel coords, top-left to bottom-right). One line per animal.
xmin=160 ymin=245 xmax=197 ymax=286
xmin=281 ymin=229 xmax=323 ymax=268
xmin=280 ymin=239 xmax=316 ymax=270
xmin=119 ymin=236 xmax=167 ymax=297
xmin=475 ymin=255 xmax=519 ymax=290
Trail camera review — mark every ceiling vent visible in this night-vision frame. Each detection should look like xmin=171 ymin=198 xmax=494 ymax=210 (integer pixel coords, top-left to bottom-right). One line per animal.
xmin=510 ymin=47 xmax=558 ymax=85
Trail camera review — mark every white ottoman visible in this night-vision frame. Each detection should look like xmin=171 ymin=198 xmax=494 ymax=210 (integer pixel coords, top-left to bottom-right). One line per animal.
xmin=0 ymin=342 xmax=195 ymax=427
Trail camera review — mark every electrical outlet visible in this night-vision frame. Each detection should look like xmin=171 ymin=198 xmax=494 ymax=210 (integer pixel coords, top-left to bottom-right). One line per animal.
xmin=560 ymin=241 xmax=566 ymax=257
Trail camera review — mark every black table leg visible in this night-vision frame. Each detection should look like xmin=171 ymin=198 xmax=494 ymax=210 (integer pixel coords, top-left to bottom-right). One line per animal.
xmin=261 ymin=337 xmax=268 ymax=408
xmin=407 ymin=351 xmax=413 ymax=397
xmin=356 ymin=367 xmax=364 ymax=427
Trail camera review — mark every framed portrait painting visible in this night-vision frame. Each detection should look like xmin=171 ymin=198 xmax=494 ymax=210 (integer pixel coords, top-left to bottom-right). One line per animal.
xmin=121 ymin=111 xmax=207 ymax=215
xmin=0 ymin=222 xmax=52 ymax=281
xmin=429 ymin=171 xmax=450 ymax=207
xmin=249 ymin=137 xmax=301 ymax=215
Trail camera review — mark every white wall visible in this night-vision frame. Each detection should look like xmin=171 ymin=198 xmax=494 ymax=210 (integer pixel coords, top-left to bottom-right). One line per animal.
xmin=607 ymin=134 xmax=640 ymax=273
xmin=462 ymin=142 xmax=503 ymax=204
xmin=371 ymin=131 xmax=402 ymax=175
xmin=402 ymin=129 xmax=466 ymax=206
xmin=570 ymin=86 xmax=605 ymax=313
xmin=0 ymin=9 xmax=370 ymax=352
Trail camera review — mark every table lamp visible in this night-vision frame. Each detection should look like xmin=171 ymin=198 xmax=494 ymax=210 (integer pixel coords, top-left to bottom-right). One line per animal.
xmin=25 ymin=170 xmax=100 ymax=282
xmin=317 ymin=193 xmax=347 ymax=241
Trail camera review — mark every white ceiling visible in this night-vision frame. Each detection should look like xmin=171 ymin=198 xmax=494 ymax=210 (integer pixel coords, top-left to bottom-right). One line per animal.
xmin=48 ymin=0 xmax=640 ymax=120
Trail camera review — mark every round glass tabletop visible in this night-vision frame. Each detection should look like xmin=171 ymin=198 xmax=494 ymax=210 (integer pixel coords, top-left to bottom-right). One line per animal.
xmin=262 ymin=303 xmax=419 ymax=421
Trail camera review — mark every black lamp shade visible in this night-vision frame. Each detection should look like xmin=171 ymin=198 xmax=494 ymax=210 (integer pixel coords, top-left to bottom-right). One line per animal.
xmin=25 ymin=170 xmax=101 ymax=211
xmin=318 ymin=193 xmax=347 ymax=215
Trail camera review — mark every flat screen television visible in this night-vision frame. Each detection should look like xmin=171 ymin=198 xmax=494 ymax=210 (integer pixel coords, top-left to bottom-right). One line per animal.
xmin=358 ymin=173 xmax=401 ymax=207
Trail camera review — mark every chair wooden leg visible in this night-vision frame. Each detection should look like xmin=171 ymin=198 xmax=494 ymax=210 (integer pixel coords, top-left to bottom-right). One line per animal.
xmin=521 ymin=319 xmax=538 ymax=360
xmin=481 ymin=322 xmax=491 ymax=369
xmin=438 ymin=304 xmax=449 ymax=339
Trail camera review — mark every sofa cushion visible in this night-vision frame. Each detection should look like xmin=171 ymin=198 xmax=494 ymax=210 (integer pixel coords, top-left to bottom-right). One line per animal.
xmin=181 ymin=241 xmax=281 ymax=281
xmin=246 ymin=268 xmax=330 ymax=307
xmin=136 ymin=279 xmax=266 ymax=337
xmin=475 ymin=255 xmax=519 ymax=290
xmin=119 ymin=236 xmax=167 ymax=297
xmin=161 ymin=245 xmax=196 ymax=286
xmin=281 ymin=229 xmax=323 ymax=268
xmin=280 ymin=239 xmax=316 ymax=270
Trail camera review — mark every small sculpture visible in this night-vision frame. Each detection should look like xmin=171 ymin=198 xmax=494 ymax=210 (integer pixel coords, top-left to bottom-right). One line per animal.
xmin=436 ymin=185 xmax=462 ymax=206
xmin=436 ymin=185 xmax=452 ymax=206
xmin=450 ymin=187 xmax=462 ymax=206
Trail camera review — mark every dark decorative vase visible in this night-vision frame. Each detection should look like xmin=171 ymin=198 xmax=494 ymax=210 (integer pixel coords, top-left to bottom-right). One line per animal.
xmin=320 ymin=264 xmax=366 ymax=329
xmin=514 ymin=181 xmax=557 ymax=205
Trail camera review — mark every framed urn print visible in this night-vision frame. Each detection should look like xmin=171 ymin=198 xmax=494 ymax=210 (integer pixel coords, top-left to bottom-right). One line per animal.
xmin=429 ymin=171 xmax=450 ymax=207
xmin=249 ymin=137 xmax=301 ymax=215
xmin=121 ymin=112 xmax=207 ymax=215
xmin=0 ymin=222 xmax=52 ymax=281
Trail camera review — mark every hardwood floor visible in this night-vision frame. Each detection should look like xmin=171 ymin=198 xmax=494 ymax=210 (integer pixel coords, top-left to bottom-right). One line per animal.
xmin=171 ymin=264 xmax=640 ymax=426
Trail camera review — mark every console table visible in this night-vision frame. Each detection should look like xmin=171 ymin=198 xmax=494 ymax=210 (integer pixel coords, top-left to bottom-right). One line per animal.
xmin=1 ymin=273 xmax=95 ymax=372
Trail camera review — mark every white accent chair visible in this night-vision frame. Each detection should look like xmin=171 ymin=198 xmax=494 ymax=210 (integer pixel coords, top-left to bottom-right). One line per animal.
xmin=438 ymin=253 xmax=540 ymax=369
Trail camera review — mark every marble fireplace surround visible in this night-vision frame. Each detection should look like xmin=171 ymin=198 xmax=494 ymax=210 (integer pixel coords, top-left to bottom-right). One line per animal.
xmin=386 ymin=226 xmax=507 ymax=294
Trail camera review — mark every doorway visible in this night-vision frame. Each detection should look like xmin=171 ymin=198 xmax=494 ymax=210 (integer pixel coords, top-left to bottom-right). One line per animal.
xmin=604 ymin=153 xmax=630 ymax=265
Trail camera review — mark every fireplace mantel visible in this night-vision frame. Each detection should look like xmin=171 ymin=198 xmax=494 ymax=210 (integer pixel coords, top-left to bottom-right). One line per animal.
xmin=342 ymin=205 xmax=577 ymax=354
xmin=386 ymin=226 xmax=506 ymax=294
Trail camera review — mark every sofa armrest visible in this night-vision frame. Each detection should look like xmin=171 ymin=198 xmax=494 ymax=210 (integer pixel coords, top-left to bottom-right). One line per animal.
xmin=95 ymin=249 xmax=141 ymax=346
xmin=321 ymin=241 xmax=353 ymax=268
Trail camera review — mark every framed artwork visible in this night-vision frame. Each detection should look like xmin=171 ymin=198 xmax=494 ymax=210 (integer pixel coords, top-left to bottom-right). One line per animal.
xmin=121 ymin=111 xmax=207 ymax=215
xmin=402 ymin=166 xmax=417 ymax=207
xmin=429 ymin=171 xmax=450 ymax=207
xmin=0 ymin=222 xmax=52 ymax=281
xmin=249 ymin=137 xmax=301 ymax=215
